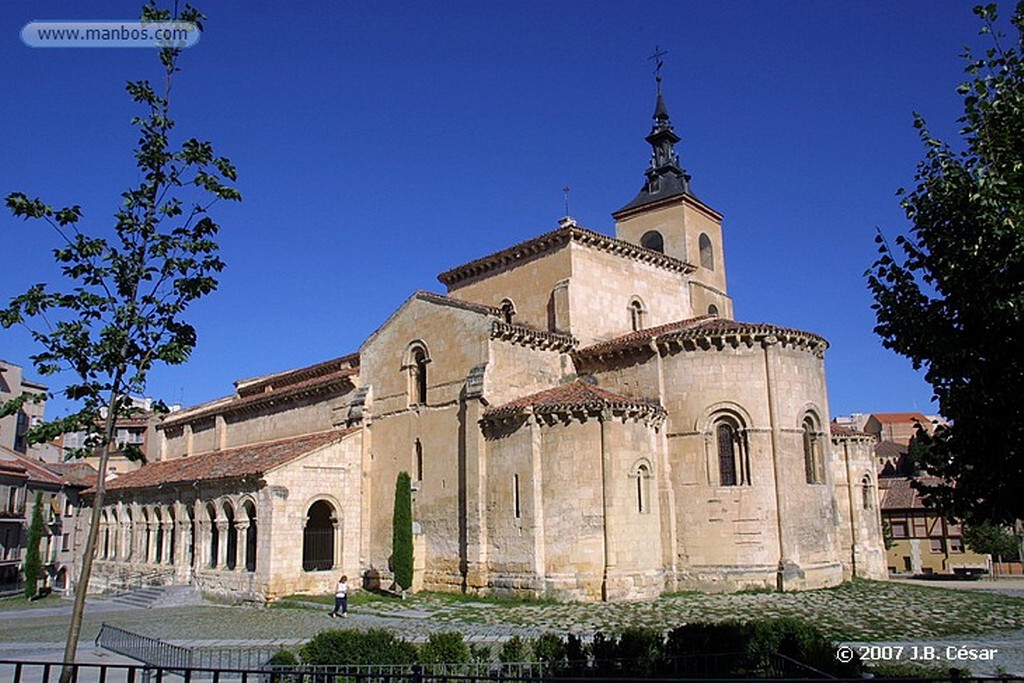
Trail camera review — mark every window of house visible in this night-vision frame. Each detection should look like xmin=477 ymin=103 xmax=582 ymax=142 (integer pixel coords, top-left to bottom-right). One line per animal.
xmin=634 ymin=462 xmax=652 ymax=514
xmin=699 ymin=233 xmax=714 ymax=270
xmin=949 ymin=537 xmax=964 ymax=553
xmin=629 ymin=298 xmax=646 ymax=332
xmin=708 ymin=304 xmax=719 ymax=317
xmin=513 ymin=474 xmax=521 ymax=519
xmin=861 ymin=475 xmax=874 ymax=510
xmin=407 ymin=344 xmax=430 ymax=406
xmin=500 ymin=298 xmax=516 ymax=325
xmin=640 ymin=230 xmax=664 ymax=253
xmin=930 ymin=538 xmax=945 ymax=554
xmin=802 ymin=415 xmax=825 ymax=484
xmin=714 ymin=416 xmax=749 ymax=486
xmin=891 ymin=520 xmax=908 ymax=538
xmin=414 ymin=439 xmax=423 ymax=482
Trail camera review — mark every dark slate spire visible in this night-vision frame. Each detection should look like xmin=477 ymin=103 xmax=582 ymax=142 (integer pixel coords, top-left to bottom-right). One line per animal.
xmin=615 ymin=53 xmax=695 ymax=215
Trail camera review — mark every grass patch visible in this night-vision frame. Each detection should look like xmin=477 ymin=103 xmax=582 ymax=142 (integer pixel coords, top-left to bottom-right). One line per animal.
xmin=0 ymin=592 xmax=63 ymax=612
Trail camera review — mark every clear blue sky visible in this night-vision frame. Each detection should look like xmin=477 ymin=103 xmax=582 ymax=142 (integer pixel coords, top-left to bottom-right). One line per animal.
xmin=0 ymin=1 xmax=1004 ymax=419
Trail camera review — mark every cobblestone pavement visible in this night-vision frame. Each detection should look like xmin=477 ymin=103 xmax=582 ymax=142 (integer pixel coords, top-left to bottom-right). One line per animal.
xmin=2 ymin=579 xmax=1024 ymax=675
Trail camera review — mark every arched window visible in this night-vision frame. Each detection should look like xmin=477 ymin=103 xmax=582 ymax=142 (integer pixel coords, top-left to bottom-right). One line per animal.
xmin=629 ymin=298 xmax=646 ymax=332
xmin=803 ymin=415 xmax=825 ymax=484
xmin=206 ymin=503 xmax=218 ymax=568
xmin=640 ymin=230 xmax=664 ymax=253
xmin=699 ymin=233 xmax=714 ymax=270
xmin=499 ymin=298 xmax=516 ymax=325
xmin=153 ymin=508 xmax=163 ymax=564
xmin=303 ymin=500 xmax=336 ymax=572
xmin=101 ymin=510 xmax=110 ymax=559
xmin=243 ymin=501 xmax=257 ymax=572
xmin=406 ymin=342 xmax=430 ymax=406
xmin=223 ymin=502 xmax=237 ymax=570
xmin=861 ymin=475 xmax=874 ymax=510
xmin=714 ymin=415 xmax=749 ymax=486
xmin=708 ymin=304 xmax=719 ymax=317
xmin=633 ymin=462 xmax=652 ymax=514
xmin=415 ymin=439 xmax=423 ymax=482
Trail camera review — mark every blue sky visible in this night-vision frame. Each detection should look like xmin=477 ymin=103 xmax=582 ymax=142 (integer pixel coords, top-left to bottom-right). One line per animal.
xmin=0 ymin=1 xmax=1004 ymax=419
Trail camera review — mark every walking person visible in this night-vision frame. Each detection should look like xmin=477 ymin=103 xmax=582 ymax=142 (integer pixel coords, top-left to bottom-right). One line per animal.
xmin=329 ymin=575 xmax=349 ymax=618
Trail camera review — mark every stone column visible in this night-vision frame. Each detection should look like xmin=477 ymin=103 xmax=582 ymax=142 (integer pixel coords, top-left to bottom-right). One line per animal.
xmin=332 ymin=518 xmax=343 ymax=570
xmin=161 ymin=521 xmax=174 ymax=565
xmin=216 ymin=521 xmax=229 ymax=569
xmin=235 ymin=521 xmax=249 ymax=572
xmin=147 ymin=521 xmax=159 ymax=564
xmin=195 ymin=519 xmax=209 ymax=569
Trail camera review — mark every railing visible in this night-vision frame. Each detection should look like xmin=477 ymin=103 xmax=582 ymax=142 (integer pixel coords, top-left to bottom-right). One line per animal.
xmin=1 ymin=660 xmax=1020 ymax=683
xmin=97 ymin=623 xmax=193 ymax=671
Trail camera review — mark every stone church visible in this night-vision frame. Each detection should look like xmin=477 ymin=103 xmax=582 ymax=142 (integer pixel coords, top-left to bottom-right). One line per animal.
xmin=86 ymin=88 xmax=887 ymax=603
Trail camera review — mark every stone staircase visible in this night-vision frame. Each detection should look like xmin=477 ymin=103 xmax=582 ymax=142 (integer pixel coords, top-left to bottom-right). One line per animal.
xmin=110 ymin=585 xmax=203 ymax=609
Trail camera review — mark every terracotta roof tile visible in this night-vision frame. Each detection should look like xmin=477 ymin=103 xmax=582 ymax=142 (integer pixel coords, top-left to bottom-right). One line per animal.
xmin=575 ymin=316 xmax=828 ymax=359
xmin=830 ymin=422 xmax=871 ymax=437
xmin=102 ymin=429 xmax=357 ymax=493
xmin=160 ymin=367 xmax=358 ymax=428
xmin=483 ymin=380 xmax=664 ymax=419
xmin=0 ymin=447 xmax=66 ymax=486
xmin=871 ymin=412 xmax=930 ymax=425
xmin=438 ymin=224 xmax=696 ymax=287
xmin=879 ymin=475 xmax=943 ymax=510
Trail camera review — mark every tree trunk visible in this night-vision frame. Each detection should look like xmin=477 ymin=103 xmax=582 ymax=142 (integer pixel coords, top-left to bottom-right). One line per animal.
xmin=60 ymin=381 xmax=121 ymax=683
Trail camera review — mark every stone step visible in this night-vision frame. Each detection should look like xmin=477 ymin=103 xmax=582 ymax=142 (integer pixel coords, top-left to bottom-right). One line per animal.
xmin=110 ymin=585 xmax=200 ymax=609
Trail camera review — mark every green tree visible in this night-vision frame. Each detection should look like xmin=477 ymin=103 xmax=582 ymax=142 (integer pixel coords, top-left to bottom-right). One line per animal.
xmin=963 ymin=521 xmax=1020 ymax=576
xmin=0 ymin=4 xmax=239 ymax=677
xmin=392 ymin=471 xmax=414 ymax=591
xmin=23 ymin=491 xmax=45 ymax=599
xmin=867 ymin=2 xmax=1024 ymax=525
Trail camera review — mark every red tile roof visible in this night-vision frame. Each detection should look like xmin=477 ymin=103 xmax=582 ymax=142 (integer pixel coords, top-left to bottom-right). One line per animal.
xmin=160 ymin=366 xmax=358 ymax=428
xmin=575 ymin=316 xmax=828 ymax=360
xmin=870 ymin=412 xmax=930 ymax=425
xmin=0 ymin=447 xmax=68 ymax=486
xmin=102 ymin=429 xmax=357 ymax=493
xmin=437 ymin=224 xmax=696 ymax=287
xmin=878 ymin=475 xmax=944 ymax=510
xmin=830 ymin=422 xmax=871 ymax=438
xmin=483 ymin=380 xmax=664 ymax=419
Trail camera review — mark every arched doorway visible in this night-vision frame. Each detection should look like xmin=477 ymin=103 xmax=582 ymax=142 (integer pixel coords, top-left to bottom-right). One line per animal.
xmin=302 ymin=500 xmax=336 ymax=572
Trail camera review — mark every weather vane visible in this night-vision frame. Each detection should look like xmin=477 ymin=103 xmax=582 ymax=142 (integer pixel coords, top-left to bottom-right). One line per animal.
xmin=649 ymin=46 xmax=668 ymax=92
xmin=563 ymin=185 xmax=570 ymax=216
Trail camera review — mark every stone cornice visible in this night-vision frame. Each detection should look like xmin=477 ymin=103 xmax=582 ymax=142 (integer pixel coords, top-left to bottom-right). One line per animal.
xmin=489 ymin=320 xmax=578 ymax=352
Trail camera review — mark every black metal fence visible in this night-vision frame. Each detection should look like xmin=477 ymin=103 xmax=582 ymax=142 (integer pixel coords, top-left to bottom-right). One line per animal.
xmin=1 ymin=660 xmax=1020 ymax=683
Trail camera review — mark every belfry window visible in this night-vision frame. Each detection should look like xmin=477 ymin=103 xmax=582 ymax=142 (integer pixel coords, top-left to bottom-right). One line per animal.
xmin=640 ymin=230 xmax=664 ymax=253
xmin=699 ymin=233 xmax=714 ymax=270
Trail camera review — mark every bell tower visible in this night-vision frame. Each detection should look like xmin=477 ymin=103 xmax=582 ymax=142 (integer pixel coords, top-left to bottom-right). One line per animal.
xmin=613 ymin=55 xmax=732 ymax=319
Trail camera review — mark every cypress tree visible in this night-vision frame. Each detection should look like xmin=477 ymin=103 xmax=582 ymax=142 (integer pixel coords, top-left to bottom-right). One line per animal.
xmin=392 ymin=471 xmax=413 ymax=591
xmin=23 ymin=491 xmax=44 ymax=599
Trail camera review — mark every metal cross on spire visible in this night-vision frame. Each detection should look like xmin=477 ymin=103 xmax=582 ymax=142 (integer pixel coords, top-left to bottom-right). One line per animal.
xmin=649 ymin=46 xmax=668 ymax=92
xmin=563 ymin=185 xmax=570 ymax=216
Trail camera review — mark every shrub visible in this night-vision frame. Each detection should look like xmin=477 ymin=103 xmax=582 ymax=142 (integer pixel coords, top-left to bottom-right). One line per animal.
xmin=498 ymin=635 xmax=533 ymax=663
xmin=420 ymin=631 xmax=470 ymax=665
xmin=533 ymin=632 xmax=566 ymax=667
xmin=299 ymin=628 xmax=417 ymax=666
xmin=267 ymin=649 xmax=298 ymax=666
xmin=392 ymin=472 xmax=413 ymax=591
xmin=23 ymin=492 xmax=44 ymax=599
